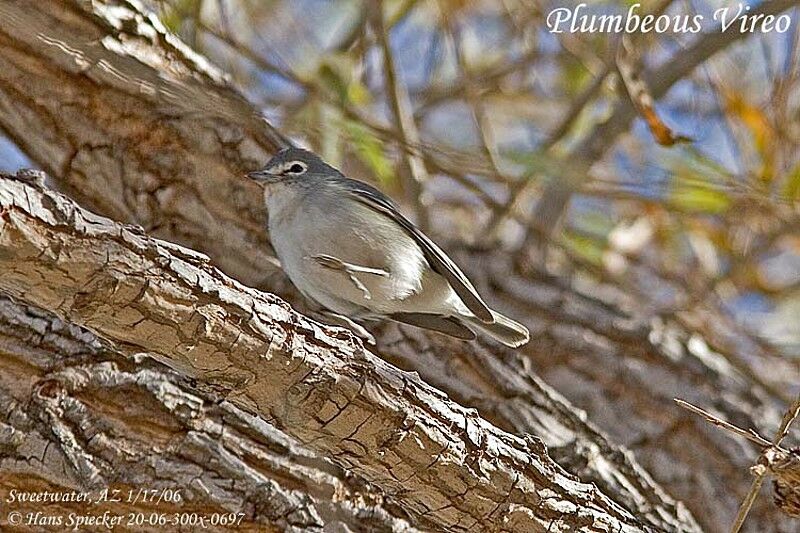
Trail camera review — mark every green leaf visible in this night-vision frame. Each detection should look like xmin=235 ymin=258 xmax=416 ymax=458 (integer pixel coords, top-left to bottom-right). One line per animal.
xmin=669 ymin=184 xmax=731 ymax=213
xmin=346 ymin=79 xmax=371 ymax=106
xmin=562 ymin=230 xmax=605 ymax=265
xmin=660 ymin=148 xmax=734 ymax=213
xmin=343 ymin=121 xmax=395 ymax=186
xmin=318 ymin=62 xmax=349 ymax=104
xmin=316 ymin=54 xmax=371 ymax=107
xmin=563 ymin=59 xmax=591 ymax=96
xmin=501 ymin=149 xmax=564 ymax=177
xmin=159 ymin=0 xmax=201 ymax=33
xmin=783 ymin=164 xmax=800 ymax=200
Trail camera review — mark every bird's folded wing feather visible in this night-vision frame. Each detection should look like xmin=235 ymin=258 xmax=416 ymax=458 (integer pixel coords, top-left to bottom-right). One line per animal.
xmin=308 ymin=253 xmax=389 ymax=300
xmin=311 ymin=254 xmax=390 ymax=277
xmin=343 ymin=179 xmax=493 ymax=322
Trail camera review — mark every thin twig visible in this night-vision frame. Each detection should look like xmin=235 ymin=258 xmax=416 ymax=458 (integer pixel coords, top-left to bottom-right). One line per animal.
xmin=438 ymin=5 xmax=505 ymax=185
xmin=414 ymin=47 xmax=542 ymax=115
xmin=674 ymin=393 xmax=800 ymax=532
xmin=674 ymin=399 xmax=773 ymax=448
xmin=774 ymin=394 xmax=800 ymax=446
xmin=198 ymin=22 xmax=307 ymax=87
xmin=527 ymin=0 xmax=800 ymax=244
xmin=730 ymin=476 xmax=767 ymax=533
xmin=387 ymin=0 xmax=420 ymax=27
xmin=372 ymin=0 xmax=431 ymax=231
xmin=486 ymin=64 xmax=611 ymax=239
xmin=437 ymin=3 xmax=526 ymax=244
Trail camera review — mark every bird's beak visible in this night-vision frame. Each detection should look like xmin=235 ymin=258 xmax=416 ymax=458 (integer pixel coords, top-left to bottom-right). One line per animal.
xmin=246 ymin=169 xmax=278 ymax=183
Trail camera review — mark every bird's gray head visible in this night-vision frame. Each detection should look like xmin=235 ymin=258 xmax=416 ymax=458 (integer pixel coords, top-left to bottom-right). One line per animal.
xmin=247 ymin=147 xmax=341 ymax=184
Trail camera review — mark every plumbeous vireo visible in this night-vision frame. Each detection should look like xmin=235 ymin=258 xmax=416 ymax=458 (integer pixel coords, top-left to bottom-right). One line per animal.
xmin=248 ymin=147 xmax=529 ymax=348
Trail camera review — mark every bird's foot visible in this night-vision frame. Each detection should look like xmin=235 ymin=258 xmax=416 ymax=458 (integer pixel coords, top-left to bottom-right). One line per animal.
xmin=314 ymin=310 xmax=376 ymax=345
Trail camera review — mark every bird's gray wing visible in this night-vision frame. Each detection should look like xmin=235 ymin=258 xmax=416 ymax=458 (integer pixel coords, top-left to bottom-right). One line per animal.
xmin=341 ymin=178 xmax=493 ymax=322
xmin=390 ymin=313 xmax=477 ymax=340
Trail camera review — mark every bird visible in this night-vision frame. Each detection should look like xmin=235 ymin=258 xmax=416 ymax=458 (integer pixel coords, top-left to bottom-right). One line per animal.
xmin=247 ymin=147 xmax=529 ymax=348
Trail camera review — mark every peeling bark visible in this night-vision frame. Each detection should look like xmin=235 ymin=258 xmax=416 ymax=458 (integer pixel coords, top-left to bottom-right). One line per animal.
xmin=0 ymin=1 xmax=794 ymax=531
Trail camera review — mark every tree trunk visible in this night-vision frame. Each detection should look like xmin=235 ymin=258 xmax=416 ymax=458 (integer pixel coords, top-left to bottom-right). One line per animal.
xmin=0 ymin=1 xmax=795 ymax=531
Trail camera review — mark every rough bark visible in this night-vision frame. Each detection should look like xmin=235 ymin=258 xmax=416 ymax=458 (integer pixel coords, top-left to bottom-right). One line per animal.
xmin=0 ymin=1 xmax=794 ymax=531
xmin=0 ymin=3 xmax=698 ymax=531
xmin=0 ymin=294 xmax=419 ymax=533
xmin=0 ymin=170 xmax=651 ymax=532
xmin=0 ymin=0 xmax=281 ymax=283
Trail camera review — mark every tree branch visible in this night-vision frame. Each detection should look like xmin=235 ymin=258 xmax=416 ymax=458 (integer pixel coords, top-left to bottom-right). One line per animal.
xmin=372 ymin=0 xmax=432 ymax=232
xmin=528 ymin=0 xmax=800 ymax=242
xmin=0 ymin=295 xmax=418 ymax=532
xmin=0 ymin=1 xmax=792 ymax=530
xmin=0 ymin=0 xmax=286 ymax=284
xmin=0 ymin=170 xmax=648 ymax=532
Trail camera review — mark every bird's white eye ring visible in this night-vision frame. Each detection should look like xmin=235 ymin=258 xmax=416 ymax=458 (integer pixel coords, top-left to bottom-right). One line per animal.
xmin=286 ymin=161 xmax=307 ymax=174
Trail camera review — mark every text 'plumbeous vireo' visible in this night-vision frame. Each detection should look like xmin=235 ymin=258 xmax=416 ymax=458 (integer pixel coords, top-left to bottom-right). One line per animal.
xmin=247 ymin=147 xmax=530 ymax=348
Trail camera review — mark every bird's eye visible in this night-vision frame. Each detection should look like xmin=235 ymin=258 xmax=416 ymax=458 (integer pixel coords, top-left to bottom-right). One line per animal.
xmin=286 ymin=162 xmax=307 ymax=174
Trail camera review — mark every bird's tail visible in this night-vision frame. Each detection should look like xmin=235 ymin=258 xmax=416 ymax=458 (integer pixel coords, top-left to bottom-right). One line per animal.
xmin=463 ymin=310 xmax=529 ymax=348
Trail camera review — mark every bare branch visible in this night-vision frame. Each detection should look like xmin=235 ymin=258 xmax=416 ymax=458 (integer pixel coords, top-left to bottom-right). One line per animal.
xmin=674 ymin=399 xmax=773 ymax=448
xmin=674 ymin=394 xmax=800 ymax=531
xmin=0 ymin=1 xmax=791 ymax=530
xmin=0 ymin=6 xmax=695 ymax=530
xmin=616 ymin=35 xmax=692 ymax=147
xmin=529 ymin=0 xmax=800 ymax=242
xmin=371 ymin=0 xmax=431 ymax=231
xmin=730 ymin=392 xmax=800 ymax=533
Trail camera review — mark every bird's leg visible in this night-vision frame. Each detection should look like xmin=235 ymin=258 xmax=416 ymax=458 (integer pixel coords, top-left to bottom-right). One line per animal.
xmin=308 ymin=254 xmax=389 ymax=301
xmin=313 ymin=310 xmax=376 ymax=345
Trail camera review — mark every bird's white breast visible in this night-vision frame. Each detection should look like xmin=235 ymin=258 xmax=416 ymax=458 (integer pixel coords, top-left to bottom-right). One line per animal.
xmin=265 ymin=183 xmax=438 ymax=316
